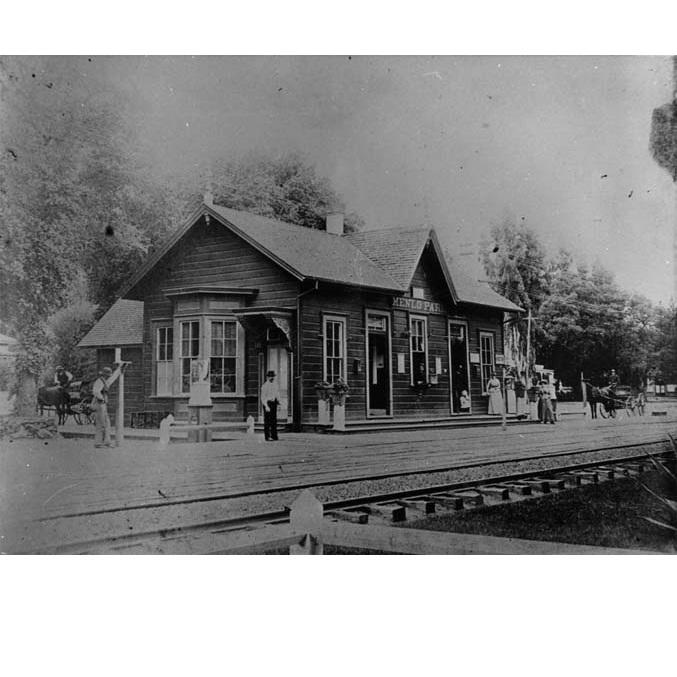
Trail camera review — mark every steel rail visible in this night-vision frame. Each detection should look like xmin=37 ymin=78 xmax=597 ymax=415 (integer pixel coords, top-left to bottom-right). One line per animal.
xmin=35 ymin=444 xmax=673 ymax=554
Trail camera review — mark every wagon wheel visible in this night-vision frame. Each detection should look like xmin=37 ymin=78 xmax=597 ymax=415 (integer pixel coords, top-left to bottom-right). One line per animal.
xmin=599 ymin=402 xmax=609 ymax=418
xmin=72 ymin=411 xmax=83 ymax=425
xmin=609 ymin=404 xmax=617 ymax=418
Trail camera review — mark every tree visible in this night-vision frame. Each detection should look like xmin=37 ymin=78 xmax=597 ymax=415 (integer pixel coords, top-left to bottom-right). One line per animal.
xmin=45 ymin=301 xmax=98 ymax=378
xmin=480 ymin=218 xmax=550 ymax=375
xmin=206 ymin=152 xmax=363 ymax=233
xmin=0 ymin=57 xmax=176 ymax=412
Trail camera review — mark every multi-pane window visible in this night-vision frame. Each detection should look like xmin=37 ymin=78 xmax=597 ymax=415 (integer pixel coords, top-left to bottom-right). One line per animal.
xmin=156 ymin=326 xmax=174 ymax=396
xmin=180 ymin=320 xmax=200 ymax=393
xmin=480 ymin=331 xmax=495 ymax=393
xmin=323 ymin=316 xmax=346 ymax=383
xmin=210 ymin=320 xmax=237 ymax=393
xmin=410 ymin=315 xmax=428 ymax=384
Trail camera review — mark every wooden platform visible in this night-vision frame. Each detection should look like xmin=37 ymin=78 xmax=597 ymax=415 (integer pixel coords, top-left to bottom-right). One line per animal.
xmin=1 ymin=415 xmax=675 ymax=553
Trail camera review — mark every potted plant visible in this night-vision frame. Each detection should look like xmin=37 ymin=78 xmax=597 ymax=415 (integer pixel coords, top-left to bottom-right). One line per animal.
xmin=330 ymin=378 xmax=350 ymax=431
xmin=314 ymin=381 xmax=331 ymax=401
xmin=314 ymin=380 xmax=332 ymax=425
xmin=331 ymin=377 xmax=350 ymax=406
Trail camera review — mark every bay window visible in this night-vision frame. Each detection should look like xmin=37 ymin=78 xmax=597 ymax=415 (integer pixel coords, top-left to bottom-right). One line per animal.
xmin=210 ymin=320 xmax=238 ymax=393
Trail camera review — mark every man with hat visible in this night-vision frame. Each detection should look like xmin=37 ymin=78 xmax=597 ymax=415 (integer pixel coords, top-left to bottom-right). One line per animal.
xmin=91 ymin=363 xmax=127 ymax=448
xmin=54 ymin=366 xmax=73 ymax=390
xmin=260 ymin=370 xmax=280 ymax=441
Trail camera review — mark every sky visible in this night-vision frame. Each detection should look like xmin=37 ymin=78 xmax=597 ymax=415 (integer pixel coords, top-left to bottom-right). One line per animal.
xmin=84 ymin=55 xmax=675 ymax=303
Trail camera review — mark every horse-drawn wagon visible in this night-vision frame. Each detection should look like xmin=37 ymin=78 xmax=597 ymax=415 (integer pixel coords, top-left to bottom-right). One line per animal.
xmin=37 ymin=379 xmax=94 ymax=425
xmin=584 ymin=381 xmax=647 ymax=419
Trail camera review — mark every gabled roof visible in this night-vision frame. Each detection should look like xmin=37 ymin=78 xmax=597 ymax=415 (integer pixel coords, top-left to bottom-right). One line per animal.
xmin=446 ymin=260 xmax=523 ymax=312
xmin=346 ymin=225 xmax=521 ymax=312
xmin=344 ymin=225 xmax=432 ymax=289
xmin=78 ymin=299 xmax=144 ymax=347
xmin=121 ymin=203 xmax=403 ymax=297
xmin=118 ymin=200 xmax=519 ymax=313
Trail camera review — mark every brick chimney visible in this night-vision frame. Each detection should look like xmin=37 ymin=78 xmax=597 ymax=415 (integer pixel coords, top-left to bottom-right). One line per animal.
xmin=326 ymin=212 xmax=344 ymax=236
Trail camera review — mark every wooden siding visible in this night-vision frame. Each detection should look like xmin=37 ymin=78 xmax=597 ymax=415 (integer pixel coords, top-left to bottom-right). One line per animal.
xmin=298 ymin=243 xmax=505 ymax=422
xmin=131 ymin=215 xmax=300 ymax=421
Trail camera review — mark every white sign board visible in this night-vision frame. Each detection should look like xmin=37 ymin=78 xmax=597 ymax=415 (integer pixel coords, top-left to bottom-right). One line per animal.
xmin=397 ymin=352 xmax=406 ymax=374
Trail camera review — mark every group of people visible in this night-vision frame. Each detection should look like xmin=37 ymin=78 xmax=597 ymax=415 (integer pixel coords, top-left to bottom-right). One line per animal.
xmin=484 ymin=370 xmax=559 ymax=424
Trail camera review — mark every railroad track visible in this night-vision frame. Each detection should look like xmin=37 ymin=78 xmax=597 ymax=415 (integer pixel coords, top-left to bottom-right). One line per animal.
xmin=38 ymin=444 xmax=674 ymax=554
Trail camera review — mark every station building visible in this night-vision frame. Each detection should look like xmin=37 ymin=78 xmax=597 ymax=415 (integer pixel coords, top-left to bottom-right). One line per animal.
xmin=79 ymin=198 xmax=521 ymax=429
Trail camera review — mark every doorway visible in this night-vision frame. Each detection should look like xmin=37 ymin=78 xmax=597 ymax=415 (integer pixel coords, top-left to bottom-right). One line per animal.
xmin=449 ymin=321 xmax=470 ymax=414
xmin=366 ymin=311 xmax=391 ymax=416
xmin=266 ymin=344 xmax=290 ymax=421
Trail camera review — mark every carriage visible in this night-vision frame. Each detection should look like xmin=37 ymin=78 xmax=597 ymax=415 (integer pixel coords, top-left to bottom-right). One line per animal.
xmin=591 ymin=383 xmax=647 ymax=419
xmin=37 ymin=379 xmax=94 ymax=425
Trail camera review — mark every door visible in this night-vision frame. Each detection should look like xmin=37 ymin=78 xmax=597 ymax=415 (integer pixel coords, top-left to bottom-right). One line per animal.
xmin=367 ymin=312 xmax=391 ymax=416
xmin=266 ymin=345 xmax=290 ymax=421
xmin=449 ymin=321 xmax=470 ymax=414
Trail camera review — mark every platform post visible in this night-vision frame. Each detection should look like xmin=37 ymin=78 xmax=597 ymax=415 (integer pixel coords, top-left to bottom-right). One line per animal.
xmin=114 ymin=347 xmax=124 ymax=446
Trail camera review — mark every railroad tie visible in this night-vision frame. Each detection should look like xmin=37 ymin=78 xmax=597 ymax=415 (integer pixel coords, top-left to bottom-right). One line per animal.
xmin=594 ymin=467 xmax=616 ymax=480
xmin=397 ymin=499 xmax=436 ymax=514
xmin=476 ymin=485 xmax=511 ymax=501
xmin=556 ymin=473 xmax=583 ymax=487
xmin=326 ymin=509 xmax=369 ymax=525
xmin=367 ymin=503 xmax=407 ymax=522
xmin=503 ymin=482 xmax=533 ymax=496
xmin=536 ymin=477 xmax=566 ymax=490
xmin=427 ymin=494 xmax=465 ymax=510
xmin=514 ymin=479 xmax=551 ymax=494
xmin=571 ymin=470 xmax=599 ymax=484
xmin=445 ymin=491 xmax=485 ymax=507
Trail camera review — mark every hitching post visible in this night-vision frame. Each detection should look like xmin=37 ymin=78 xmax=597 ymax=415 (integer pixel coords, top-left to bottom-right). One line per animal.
xmin=289 ymin=490 xmax=324 ymax=555
xmin=501 ymin=367 xmax=507 ymax=431
xmin=114 ymin=347 xmax=124 ymax=446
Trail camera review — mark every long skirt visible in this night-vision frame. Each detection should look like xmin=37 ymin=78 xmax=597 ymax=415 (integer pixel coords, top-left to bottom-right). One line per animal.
xmin=488 ymin=390 xmax=503 ymax=415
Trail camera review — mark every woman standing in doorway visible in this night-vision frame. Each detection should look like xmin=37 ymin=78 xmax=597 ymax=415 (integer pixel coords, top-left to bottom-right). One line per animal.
xmin=487 ymin=371 xmax=503 ymax=415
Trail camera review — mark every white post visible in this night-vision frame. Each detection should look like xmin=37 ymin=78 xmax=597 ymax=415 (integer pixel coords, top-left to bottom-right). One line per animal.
xmin=525 ymin=308 xmax=532 ymax=384
xmin=115 ymin=347 xmax=124 ymax=447
xmin=581 ymin=371 xmax=588 ymax=421
xmin=501 ymin=368 xmax=507 ymax=431
xmin=289 ymin=490 xmax=324 ymax=555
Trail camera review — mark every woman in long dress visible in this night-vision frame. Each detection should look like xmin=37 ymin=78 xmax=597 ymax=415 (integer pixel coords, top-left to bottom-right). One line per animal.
xmin=487 ymin=371 xmax=503 ymax=415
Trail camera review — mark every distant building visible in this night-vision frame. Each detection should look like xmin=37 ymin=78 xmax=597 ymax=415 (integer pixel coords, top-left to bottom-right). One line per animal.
xmin=0 ymin=333 xmax=18 ymax=364
xmin=79 ymin=200 xmax=521 ymax=428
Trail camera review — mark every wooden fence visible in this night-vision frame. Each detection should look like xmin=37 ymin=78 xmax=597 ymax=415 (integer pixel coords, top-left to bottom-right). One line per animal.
xmin=159 ymin=490 xmax=647 ymax=556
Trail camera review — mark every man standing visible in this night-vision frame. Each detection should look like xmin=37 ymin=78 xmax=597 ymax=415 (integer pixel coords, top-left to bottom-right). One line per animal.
xmin=91 ymin=363 xmax=126 ymax=448
xmin=260 ymin=370 xmax=280 ymax=441
xmin=54 ymin=366 xmax=73 ymax=389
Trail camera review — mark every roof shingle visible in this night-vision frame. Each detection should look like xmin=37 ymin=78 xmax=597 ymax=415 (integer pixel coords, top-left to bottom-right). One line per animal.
xmin=78 ymin=299 xmax=144 ymax=347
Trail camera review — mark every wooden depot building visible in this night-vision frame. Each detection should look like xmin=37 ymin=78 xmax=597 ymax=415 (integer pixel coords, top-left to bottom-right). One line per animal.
xmin=79 ymin=196 xmax=521 ymax=431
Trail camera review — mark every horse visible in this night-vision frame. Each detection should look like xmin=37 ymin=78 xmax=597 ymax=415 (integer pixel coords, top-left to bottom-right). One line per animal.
xmin=583 ymin=381 xmax=615 ymax=419
xmin=37 ymin=386 xmax=71 ymax=425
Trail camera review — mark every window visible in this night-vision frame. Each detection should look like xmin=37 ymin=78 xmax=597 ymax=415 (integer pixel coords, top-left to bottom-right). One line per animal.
xmin=479 ymin=331 xmax=495 ymax=393
xmin=155 ymin=326 xmax=174 ymax=396
xmin=411 ymin=286 xmax=425 ymax=299
xmin=410 ymin=315 xmax=428 ymax=384
xmin=210 ymin=320 xmax=237 ymax=393
xmin=323 ymin=315 xmax=346 ymax=383
xmin=180 ymin=320 xmax=200 ymax=393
